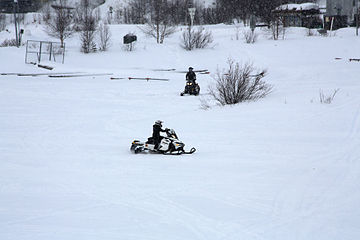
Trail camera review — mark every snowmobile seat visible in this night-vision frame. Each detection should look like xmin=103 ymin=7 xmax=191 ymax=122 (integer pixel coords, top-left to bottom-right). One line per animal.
xmin=146 ymin=137 xmax=155 ymax=144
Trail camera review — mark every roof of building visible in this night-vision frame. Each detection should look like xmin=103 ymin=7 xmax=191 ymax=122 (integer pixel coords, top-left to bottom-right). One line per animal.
xmin=275 ymin=3 xmax=320 ymax=12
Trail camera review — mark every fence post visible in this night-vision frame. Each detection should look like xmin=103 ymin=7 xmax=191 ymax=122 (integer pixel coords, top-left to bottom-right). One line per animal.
xmin=38 ymin=41 xmax=42 ymax=63
xmin=25 ymin=40 xmax=28 ymax=63
xmin=49 ymin=42 xmax=52 ymax=61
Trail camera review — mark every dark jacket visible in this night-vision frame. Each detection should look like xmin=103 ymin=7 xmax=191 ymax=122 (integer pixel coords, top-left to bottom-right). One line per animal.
xmin=152 ymin=124 xmax=166 ymax=140
xmin=186 ymin=71 xmax=196 ymax=81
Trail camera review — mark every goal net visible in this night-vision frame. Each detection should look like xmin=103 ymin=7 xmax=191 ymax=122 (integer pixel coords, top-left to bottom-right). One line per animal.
xmin=25 ymin=40 xmax=65 ymax=64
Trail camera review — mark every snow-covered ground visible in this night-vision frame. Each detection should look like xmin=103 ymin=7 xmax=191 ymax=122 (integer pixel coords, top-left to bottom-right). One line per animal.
xmin=1 ymin=23 xmax=360 ymax=240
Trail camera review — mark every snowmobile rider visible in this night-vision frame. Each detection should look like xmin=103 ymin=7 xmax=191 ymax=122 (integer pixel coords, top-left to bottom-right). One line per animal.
xmin=152 ymin=120 xmax=167 ymax=149
xmin=186 ymin=67 xmax=196 ymax=84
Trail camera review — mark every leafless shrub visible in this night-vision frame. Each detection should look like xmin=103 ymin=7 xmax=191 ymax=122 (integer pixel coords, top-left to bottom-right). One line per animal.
xmin=267 ymin=17 xmax=286 ymax=40
xmin=209 ymin=59 xmax=272 ymax=105
xmin=243 ymin=29 xmax=258 ymax=44
xmin=319 ymin=88 xmax=340 ymax=104
xmin=0 ymin=39 xmax=18 ymax=47
xmin=98 ymin=22 xmax=111 ymax=51
xmin=180 ymin=26 xmax=213 ymax=51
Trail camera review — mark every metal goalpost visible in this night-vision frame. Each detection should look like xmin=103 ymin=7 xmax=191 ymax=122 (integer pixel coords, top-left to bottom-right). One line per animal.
xmin=25 ymin=40 xmax=65 ymax=64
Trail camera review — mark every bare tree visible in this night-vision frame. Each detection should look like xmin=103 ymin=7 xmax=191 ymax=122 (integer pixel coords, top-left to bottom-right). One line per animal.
xmin=268 ymin=15 xmax=286 ymax=40
xmin=98 ymin=22 xmax=111 ymax=51
xmin=209 ymin=59 xmax=272 ymax=105
xmin=43 ymin=0 xmax=74 ymax=47
xmin=139 ymin=0 xmax=176 ymax=44
xmin=181 ymin=26 xmax=213 ymax=50
xmin=141 ymin=21 xmax=177 ymax=44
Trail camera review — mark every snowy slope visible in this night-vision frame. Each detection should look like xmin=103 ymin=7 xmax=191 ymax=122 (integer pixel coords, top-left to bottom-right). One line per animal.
xmin=1 ymin=23 xmax=360 ymax=240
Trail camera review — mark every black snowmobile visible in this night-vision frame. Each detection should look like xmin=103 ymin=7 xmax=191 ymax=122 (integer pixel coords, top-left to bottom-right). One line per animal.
xmin=180 ymin=79 xmax=200 ymax=96
xmin=130 ymin=128 xmax=196 ymax=155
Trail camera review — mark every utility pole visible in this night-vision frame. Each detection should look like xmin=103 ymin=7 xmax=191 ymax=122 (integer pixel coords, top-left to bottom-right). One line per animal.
xmin=187 ymin=2 xmax=196 ymax=49
xmin=13 ymin=0 xmax=19 ymax=47
xmin=356 ymin=6 xmax=359 ymax=36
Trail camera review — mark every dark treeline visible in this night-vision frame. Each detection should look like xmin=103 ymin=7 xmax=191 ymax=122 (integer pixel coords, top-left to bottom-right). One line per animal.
xmin=121 ymin=0 xmax=316 ymax=25
xmin=0 ymin=0 xmax=51 ymax=13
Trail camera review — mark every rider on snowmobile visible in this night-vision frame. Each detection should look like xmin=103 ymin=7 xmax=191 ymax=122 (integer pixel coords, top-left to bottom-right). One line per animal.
xmin=152 ymin=120 xmax=167 ymax=149
xmin=186 ymin=67 xmax=196 ymax=84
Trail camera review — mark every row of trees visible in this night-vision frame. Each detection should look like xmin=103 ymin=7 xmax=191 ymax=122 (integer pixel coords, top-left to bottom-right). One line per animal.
xmin=116 ymin=0 xmax=316 ymax=25
xmin=41 ymin=0 xmax=319 ymax=51
xmin=44 ymin=0 xmax=110 ymax=52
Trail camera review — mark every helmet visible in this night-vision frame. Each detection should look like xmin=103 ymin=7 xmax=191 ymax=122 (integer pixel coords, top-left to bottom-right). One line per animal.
xmin=189 ymin=67 xmax=193 ymax=70
xmin=155 ymin=120 xmax=163 ymax=126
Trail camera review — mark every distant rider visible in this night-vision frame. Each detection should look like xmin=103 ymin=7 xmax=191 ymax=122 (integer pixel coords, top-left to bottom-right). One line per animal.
xmin=186 ymin=67 xmax=197 ymax=84
xmin=152 ymin=120 xmax=167 ymax=149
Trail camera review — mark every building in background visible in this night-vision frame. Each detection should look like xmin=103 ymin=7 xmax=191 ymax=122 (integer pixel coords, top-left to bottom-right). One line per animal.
xmin=273 ymin=3 xmax=323 ymax=28
xmin=324 ymin=0 xmax=360 ymax=29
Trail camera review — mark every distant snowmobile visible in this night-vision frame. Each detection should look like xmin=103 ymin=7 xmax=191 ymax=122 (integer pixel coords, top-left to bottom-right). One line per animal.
xmin=130 ymin=128 xmax=196 ymax=155
xmin=180 ymin=79 xmax=200 ymax=96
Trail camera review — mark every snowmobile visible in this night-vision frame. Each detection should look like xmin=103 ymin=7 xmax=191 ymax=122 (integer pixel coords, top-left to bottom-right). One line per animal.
xmin=180 ymin=79 xmax=200 ymax=96
xmin=130 ymin=128 xmax=196 ymax=155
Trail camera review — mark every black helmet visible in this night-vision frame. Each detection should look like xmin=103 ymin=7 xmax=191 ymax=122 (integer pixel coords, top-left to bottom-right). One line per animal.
xmin=189 ymin=67 xmax=193 ymax=70
xmin=155 ymin=120 xmax=163 ymax=126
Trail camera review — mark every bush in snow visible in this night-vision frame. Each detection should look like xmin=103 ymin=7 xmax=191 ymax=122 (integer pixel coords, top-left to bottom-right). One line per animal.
xmin=180 ymin=26 xmax=213 ymax=51
xmin=0 ymin=39 xmax=18 ymax=47
xmin=243 ymin=29 xmax=258 ymax=44
xmin=319 ymin=88 xmax=340 ymax=104
xmin=98 ymin=23 xmax=111 ymax=51
xmin=209 ymin=59 xmax=272 ymax=105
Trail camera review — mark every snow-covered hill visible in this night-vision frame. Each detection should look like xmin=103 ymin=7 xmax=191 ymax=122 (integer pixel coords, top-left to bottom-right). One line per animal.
xmin=1 ymin=23 xmax=360 ymax=240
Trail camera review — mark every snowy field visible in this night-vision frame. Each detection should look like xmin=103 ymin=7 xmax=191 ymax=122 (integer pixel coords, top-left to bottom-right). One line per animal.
xmin=1 ymin=23 xmax=360 ymax=240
